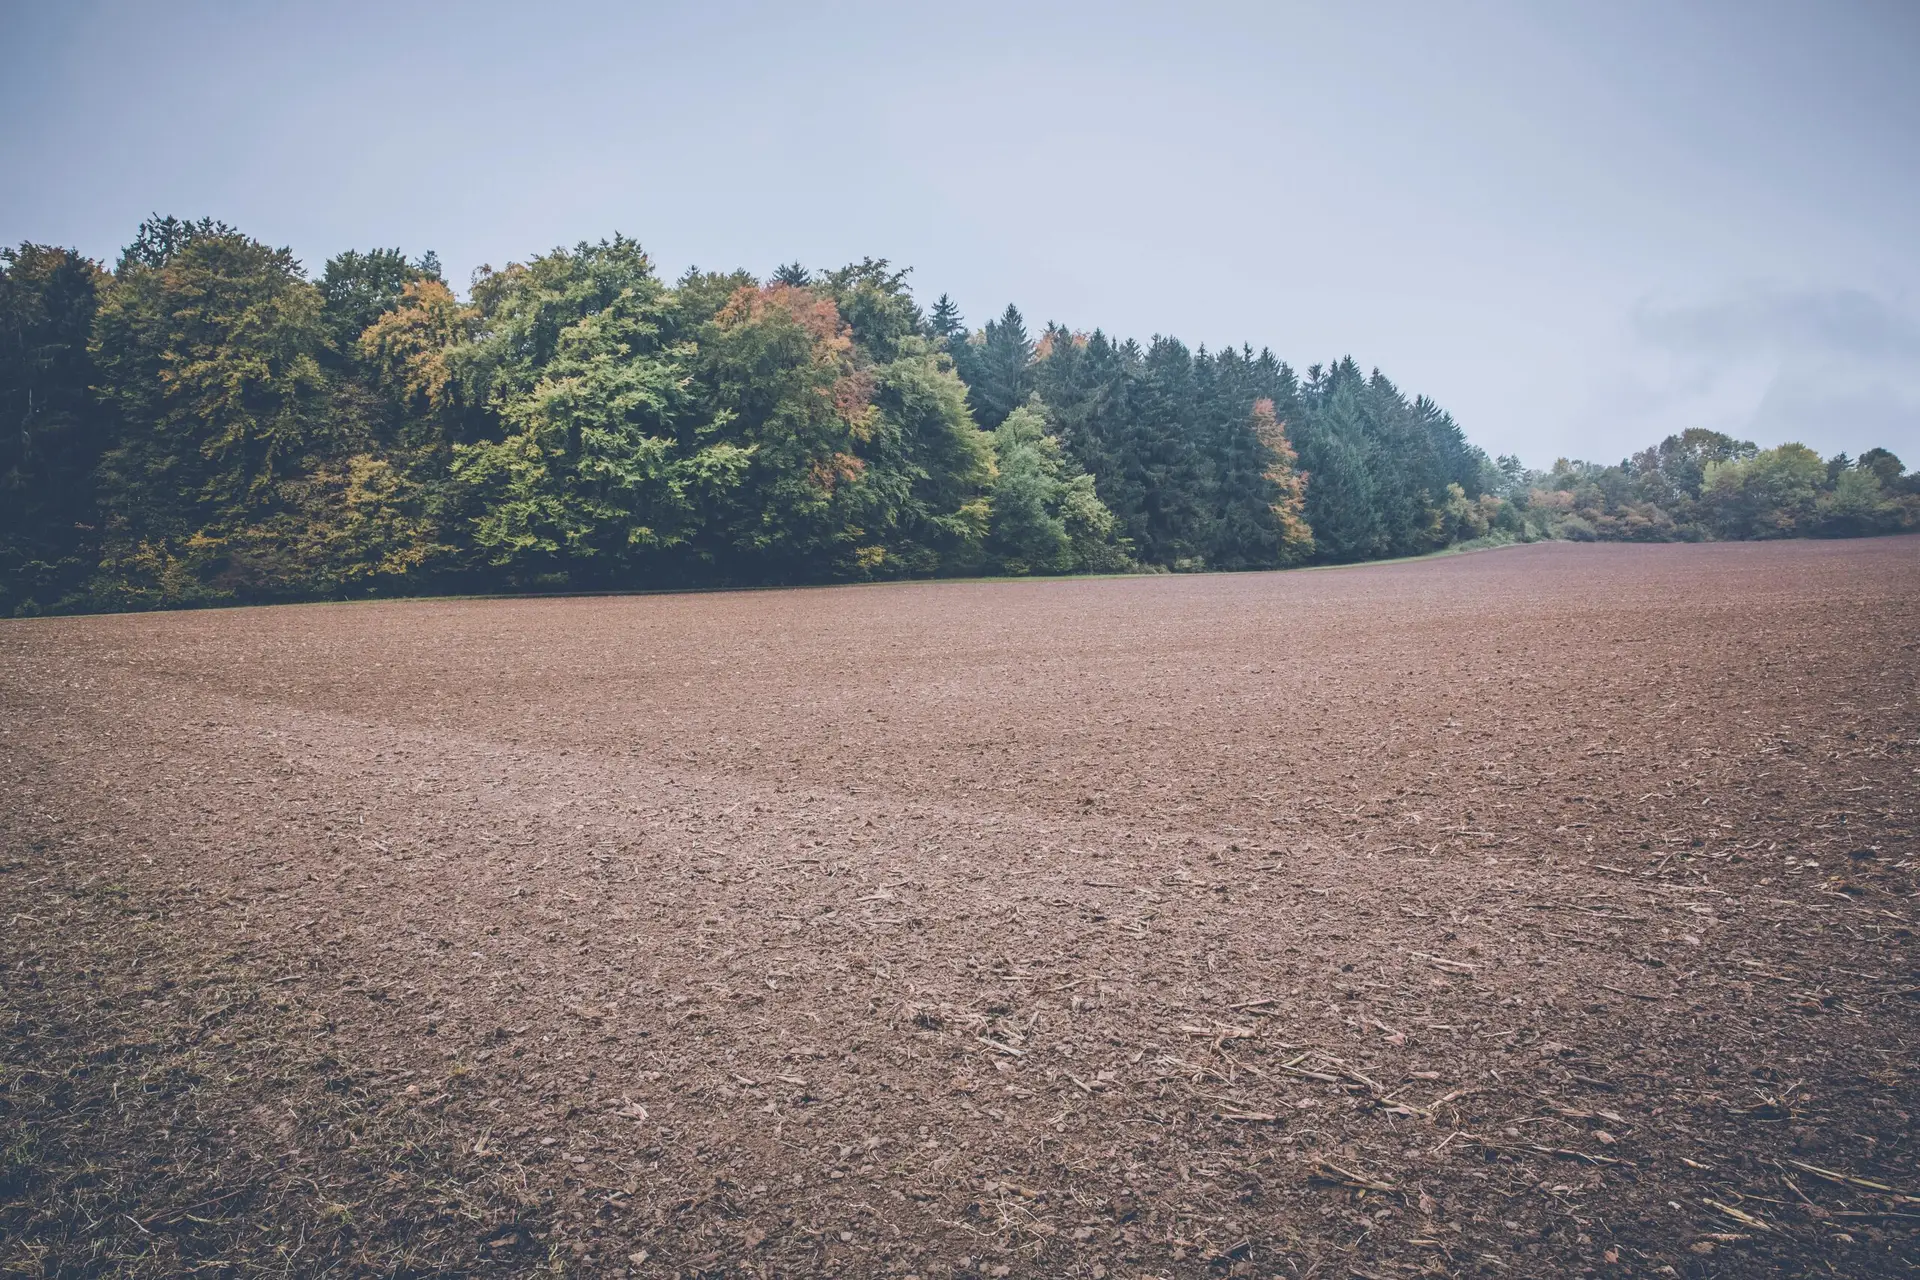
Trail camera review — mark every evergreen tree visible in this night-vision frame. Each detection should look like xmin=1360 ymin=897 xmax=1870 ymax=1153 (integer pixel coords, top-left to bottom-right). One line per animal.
xmin=1203 ymin=389 xmax=1312 ymax=570
xmin=1294 ymin=365 xmax=1385 ymax=561
xmin=1124 ymin=337 xmax=1209 ymax=567
xmin=1028 ymin=328 xmax=1135 ymax=534
xmin=1197 ymin=346 xmax=1278 ymax=569
xmin=964 ymin=304 xmax=1033 ymax=429
xmin=928 ymin=294 xmax=965 ymax=347
xmin=0 ymin=244 xmax=109 ymax=615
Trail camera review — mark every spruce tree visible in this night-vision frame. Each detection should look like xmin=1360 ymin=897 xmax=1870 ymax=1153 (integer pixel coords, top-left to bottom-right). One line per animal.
xmin=967 ymin=304 xmax=1033 ymax=429
xmin=0 ymin=244 xmax=109 ymax=615
xmin=928 ymin=294 xmax=965 ymax=346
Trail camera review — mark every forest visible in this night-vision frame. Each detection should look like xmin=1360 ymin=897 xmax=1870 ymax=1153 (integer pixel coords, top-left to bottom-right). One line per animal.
xmin=2 ymin=218 xmax=1915 ymax=616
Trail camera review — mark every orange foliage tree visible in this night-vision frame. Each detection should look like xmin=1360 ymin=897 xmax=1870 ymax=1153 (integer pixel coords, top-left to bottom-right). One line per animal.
xmin=1251 ymin=397 xmax=1315 ymax=564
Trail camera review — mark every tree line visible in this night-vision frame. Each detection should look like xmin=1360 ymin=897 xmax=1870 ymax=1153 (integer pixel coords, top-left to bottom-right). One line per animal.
xmin=2 ymin=220 xmax=1913 ymax=616
xmin=1492 ymin=431 xmax=1917 ymax=544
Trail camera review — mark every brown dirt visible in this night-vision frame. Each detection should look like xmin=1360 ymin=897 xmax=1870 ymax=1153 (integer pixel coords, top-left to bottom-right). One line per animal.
xmin=3 ymin=536 xmax=1918 ymax=1279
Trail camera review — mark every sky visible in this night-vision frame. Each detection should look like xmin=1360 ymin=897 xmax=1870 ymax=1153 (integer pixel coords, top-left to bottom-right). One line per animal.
xmin=4 ymin=0 xmax=1917 ymax=466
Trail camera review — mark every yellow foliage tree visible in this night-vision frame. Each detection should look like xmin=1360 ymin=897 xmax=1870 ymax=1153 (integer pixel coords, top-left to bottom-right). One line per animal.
xmin=1251 ymin=397 xmax=1315 ymax=564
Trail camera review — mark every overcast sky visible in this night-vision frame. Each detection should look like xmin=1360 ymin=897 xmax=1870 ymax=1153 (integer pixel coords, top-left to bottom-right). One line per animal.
xmin=5 ymin=0 xmax=1916 ymax=466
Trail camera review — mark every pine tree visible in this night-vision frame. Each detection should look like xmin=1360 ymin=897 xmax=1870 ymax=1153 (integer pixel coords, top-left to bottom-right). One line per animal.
xmin=0 ymin=244 xmax=109 ymax=615
xmin=1119 ymin=337 xmax=1208 ymax=568
xmin=1294 ymin=368 xmax=1384 ymax=561
xmin=928 ymin=294 xmax=965 ymax=346
xmin=966 ymin=304 xmax=1033 ymax=429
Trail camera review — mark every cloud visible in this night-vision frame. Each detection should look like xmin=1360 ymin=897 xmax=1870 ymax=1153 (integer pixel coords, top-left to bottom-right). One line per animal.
xmin=1593 ymin=361 xmax=1722 ymax=418
xmin=1750 ymin=375 xmax=1920 ymax=451
xmin=1632 ymin=284 xmax=1920 ymax=361
xmin=1610 ymin=283 xmax=1920 ymax=458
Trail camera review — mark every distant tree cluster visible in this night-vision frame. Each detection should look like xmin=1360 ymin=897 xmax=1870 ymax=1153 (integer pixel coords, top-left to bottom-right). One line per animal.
xmin=1490 ymin=430 xmax=1918 ymax=545
xmin=2 ymin=221 xmax=1912 ymax=615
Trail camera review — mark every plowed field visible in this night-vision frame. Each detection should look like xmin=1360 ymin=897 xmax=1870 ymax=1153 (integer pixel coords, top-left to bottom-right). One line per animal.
xmin=4 ymin=537 xmax=1918 ymax=1278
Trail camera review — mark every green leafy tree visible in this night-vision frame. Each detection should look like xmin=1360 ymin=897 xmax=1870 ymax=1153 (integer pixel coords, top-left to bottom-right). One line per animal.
xmin=987 ymin=398 xmax=1128 ymax=574
xmin=1814 ymin=466 xmax=1900 ymax=536
xmin=453 ymin=239 xmax=746 ymax=584
xmin=1856 ymin=448 xmax=1908 ymax=492
xmin=1699 ymin=443 xmax=1827 ymax=539
xmin=694 ymin=282 xmax=883 ymax=578
xmin=116 ymin=215 xmax=237 ymax=272
xmin=858 ymin=337 xmax=993 ymax=575
xmin=320 ymin=248 xmax=441 ymax=353
xmin=267 ymin=449 xmax=450 ymax=590
xmin=1626 ymin=428 xmax=1757 ymax=519
xmin=819 ymin=259 xmax=924 ymax=363
xmin=671 ymin=267 xmax=761 ymax=333
xmin=358 ymin=279 xmax=480 ymax=436
xmin=90 ymin=223 xmax=331 ymax=605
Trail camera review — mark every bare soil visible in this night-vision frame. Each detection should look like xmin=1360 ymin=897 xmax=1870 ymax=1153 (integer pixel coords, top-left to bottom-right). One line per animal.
xmin=3 ymin=537 xmax=1918 ymax=1279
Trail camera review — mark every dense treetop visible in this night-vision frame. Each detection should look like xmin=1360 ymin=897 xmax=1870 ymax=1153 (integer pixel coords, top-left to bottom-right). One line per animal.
xmin=2 ymin=221 xmax=1913 ymax=615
